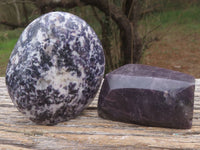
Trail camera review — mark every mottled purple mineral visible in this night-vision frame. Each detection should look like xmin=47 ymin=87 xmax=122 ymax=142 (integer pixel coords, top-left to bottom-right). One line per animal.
xmin=6 ymin=12 xmax=105 ymax=125
xmin=98 ymin=64 xmax=195 ymax=129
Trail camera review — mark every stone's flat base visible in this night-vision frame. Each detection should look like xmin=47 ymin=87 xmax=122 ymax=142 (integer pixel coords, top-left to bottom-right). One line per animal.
xmin=98 ymin=64 xmax=195 ymax=129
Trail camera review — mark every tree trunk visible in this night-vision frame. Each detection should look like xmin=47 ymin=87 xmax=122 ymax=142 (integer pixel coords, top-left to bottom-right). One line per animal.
xmin=101 ymin=15 xmax=113 ymax=71
xmin=91 ymin=6 xmax=113 ymax=72
xmin=84 ymin=0 xmax=133 ymax=65
xmin=22 ymin=0 xmax=29 ymax=25
xmin=13 ymin=0 xmax=21 ymax=25
xmin=122 ymin=0 xmax=143 ymax=64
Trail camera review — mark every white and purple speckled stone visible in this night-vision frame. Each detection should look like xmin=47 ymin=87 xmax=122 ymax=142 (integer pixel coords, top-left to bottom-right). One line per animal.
xmin=6 ymin=12 xmax=105 ymax=125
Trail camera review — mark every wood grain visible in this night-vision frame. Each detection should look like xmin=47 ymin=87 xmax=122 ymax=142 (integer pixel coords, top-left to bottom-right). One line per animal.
xmin=0 ymin=77 xmax=200 ymax=150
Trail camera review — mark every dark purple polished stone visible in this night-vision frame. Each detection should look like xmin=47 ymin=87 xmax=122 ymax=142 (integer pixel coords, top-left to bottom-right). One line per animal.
xmin=98 ymin=64 xmax=195 ymax=129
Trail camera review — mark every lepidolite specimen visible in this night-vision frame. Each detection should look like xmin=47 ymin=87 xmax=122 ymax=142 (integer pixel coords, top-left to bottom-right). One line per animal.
xmin=6 ymin=12 xmax=105 ymax=125
xmin=98 ymin=64 xmax=195 ymax=129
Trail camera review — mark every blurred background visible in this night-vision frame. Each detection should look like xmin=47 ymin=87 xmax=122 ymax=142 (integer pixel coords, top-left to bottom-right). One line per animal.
xmin=0 ymin=0 xmax=200 ymax=77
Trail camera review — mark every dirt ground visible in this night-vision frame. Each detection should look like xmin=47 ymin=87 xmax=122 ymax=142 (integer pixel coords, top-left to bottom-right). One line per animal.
xmin=142 ymin=30 xmax=200 ymax=78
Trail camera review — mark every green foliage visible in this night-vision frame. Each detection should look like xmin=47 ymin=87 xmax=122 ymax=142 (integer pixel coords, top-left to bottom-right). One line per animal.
xmin=0 ymin=28 xmax=23 ymax=41
xmin=142 ymin=6 xmax=200 ymax=30
xmin=0 ymin=39 xmax=17 ymax=76
xmin=0 ymin=29 xmax=22 ymax=76
xmin=162 ymin=6 xmax=200 ymax=26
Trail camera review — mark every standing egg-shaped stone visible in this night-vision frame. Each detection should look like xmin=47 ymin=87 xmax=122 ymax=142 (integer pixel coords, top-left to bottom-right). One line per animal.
xmin=6 ymin=12 xmax=105 ymax=125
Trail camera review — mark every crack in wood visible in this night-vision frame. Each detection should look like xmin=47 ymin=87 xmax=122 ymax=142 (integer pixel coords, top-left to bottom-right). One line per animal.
xmin=0 ymin=104 xmax=14 ymax=108
xmin=0 ymin=139 xmax=35 ymax=149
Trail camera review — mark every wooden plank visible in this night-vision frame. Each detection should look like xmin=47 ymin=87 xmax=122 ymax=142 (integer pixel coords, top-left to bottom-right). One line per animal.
xmin=0 ymin=77 xmax=200 ymax=150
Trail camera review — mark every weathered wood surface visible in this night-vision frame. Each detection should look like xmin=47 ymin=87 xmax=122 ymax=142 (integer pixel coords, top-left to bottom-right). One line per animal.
xmin=0 ymin=77 xmax=200 ymax=150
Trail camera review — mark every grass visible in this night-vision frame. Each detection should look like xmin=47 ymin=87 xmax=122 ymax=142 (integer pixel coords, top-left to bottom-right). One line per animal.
xmin=0 ymin=29 xmax=22 ymax=76
xmin=0 ymin=39 xmax=18 ymax=76
xmin=141 ymin=6 xmax=200 ymax=77
xmin=161 ymin=7 xmax=200 ymax=26
xmin=141 ymin=6 xmax=200 ymax=31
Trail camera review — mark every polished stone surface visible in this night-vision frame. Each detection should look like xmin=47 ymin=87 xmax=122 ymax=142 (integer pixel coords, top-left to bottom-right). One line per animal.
xmin=98 ymin=64 xmax=195 ymax=129
xmin=6 ymin=12 xmax=105 ymax=125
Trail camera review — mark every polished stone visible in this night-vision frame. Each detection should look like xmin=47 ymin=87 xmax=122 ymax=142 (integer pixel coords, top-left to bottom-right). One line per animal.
xmin=98 ymin=64 xmax=195 ymax=129
xmin=6 ymin=12 xmax=105 ymax=125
